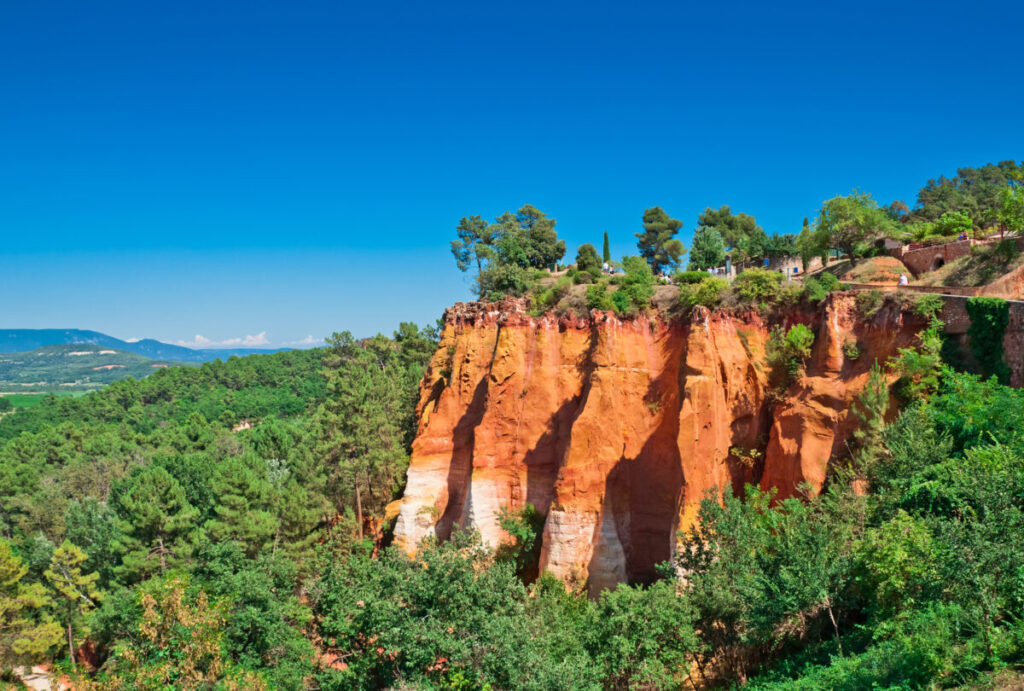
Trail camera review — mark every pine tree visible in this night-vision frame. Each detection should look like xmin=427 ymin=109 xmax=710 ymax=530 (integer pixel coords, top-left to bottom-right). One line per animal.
xmin=113 ymin=466 xmax=199 ymax=582
xmin=852 ymin=360 xmax=890 ymax=473
xmin=0 ymin=539 xmax=62 ymax=670
xmin=44 ymin=541 xmax=102 ymax=669
xmin=314 ymin=333 xmax=413 ymax=538
xmin=636 ymin=207 xmax=685 ymax=273
xmin=205 ymin=453 xmax=280 ymax=557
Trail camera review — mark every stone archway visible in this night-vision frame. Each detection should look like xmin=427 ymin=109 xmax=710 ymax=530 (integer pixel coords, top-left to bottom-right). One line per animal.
xmin=931 ymin=255 xmax=945 ymax=271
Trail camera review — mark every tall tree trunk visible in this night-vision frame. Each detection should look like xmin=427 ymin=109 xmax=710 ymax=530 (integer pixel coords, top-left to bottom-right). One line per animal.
xmin=355 ymin=478 xmax=364 ymax=540
xmin=158 ymin=537 xmax=167 ymax=572
xmin=825 ymin=595 xmax=843 ymax=657
xmin=67 ymin=620 xmax=76 ymax=669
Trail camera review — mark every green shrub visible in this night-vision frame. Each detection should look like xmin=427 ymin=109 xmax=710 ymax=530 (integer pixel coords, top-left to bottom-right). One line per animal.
xmin=575 ymin=243 xmax=602 ymax=276
xmin=765 ymin=323 xmax=816 ymax=390
xmin=478 ymin=263 xmax=531 ymax=300
xmin=573 ymin=271 xmax=594 ymax=285
xmin=966 ymin=297 xmax=1011 ymax=383
xmin=585 ymin=282 xmax=614 ymax=311
xmin=994 ymin=238 xmax=1019 ymax=262
xmin=679 ymin=277 xmax=728 ymax=311
xmin=913 ymin=294 xmax=944 ymax=321
xmin=531 ymin=277 xmax=572 ymax=314
xmin=609 ymin=256 xmax=655 ymax=316
xmin=734 ymin=269 xmax=783 ymax=305
xmin=855 ymin=289 xmax=884 ymax=318
xmin=842 ymin=338 xmax=861 ymax=361
xmin=673 ymin=270 xmax=711 ymax=285
xmin=801 ymin=272 xmax=841 ymax=303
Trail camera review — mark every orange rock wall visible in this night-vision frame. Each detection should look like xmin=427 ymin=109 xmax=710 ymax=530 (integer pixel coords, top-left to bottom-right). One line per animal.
xmin=393 ymin=295 xmax=927 ymax=593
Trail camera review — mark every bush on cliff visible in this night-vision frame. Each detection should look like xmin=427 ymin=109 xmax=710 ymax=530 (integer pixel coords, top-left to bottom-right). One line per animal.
xmin=733 ymin=268 xmax=784 ymax=307
xmin=679 ymin=277 xmax=728 ymax=313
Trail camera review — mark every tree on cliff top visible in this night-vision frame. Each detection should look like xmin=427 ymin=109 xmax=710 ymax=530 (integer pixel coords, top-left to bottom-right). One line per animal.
xmin=602 ymin=231 xmax=611 ymax=263
xmin=451 ymin=204 xmax=567 ymax=299
xmin=637 ymin=206 xmax=685 ymax=273
xmin=688 ymin=226 xmax=726 ymax=270
xmin=813 ymin=191 xmax=898 ymax=265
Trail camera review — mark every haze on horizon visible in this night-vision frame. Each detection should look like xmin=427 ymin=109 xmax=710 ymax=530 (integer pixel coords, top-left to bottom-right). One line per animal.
xmin=2 ymin=0 xmax=1022 ymax=347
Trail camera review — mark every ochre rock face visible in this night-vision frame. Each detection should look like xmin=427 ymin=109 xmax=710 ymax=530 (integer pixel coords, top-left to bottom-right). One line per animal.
xmin=393 ymin=294 xmax=925 ymax=593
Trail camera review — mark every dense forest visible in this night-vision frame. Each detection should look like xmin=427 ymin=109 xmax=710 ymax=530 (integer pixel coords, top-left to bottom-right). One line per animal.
xmin=3 ymin=305 xmax=1023 ymax=689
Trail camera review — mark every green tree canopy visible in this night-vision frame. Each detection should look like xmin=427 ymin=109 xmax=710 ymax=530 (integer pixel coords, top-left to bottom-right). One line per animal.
xmin=112 ymin=466 xmax=199 ymax=582
xmin=0 ymin=539 xmax=62 ymax=669
xmin=451 ymin=204 xmax=567 ymax=298
xmin=813 ymin=190 xmax=898 ymax=264
xmin=909 ymin=160 xmax=1023 ymax=225
xmin=575 ymin=243 xmax=602 ymax=275
xmin=637 ymin=206 xmax=685 ymax=273
xmin=688 ymin=226 xmax=726 ymax=270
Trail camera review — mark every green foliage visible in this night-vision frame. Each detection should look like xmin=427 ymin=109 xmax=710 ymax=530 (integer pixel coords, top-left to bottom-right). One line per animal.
xmin=312 ymin=531 xmax=600 ymax=690
xmin=909 ymin=160 xmax=1024 ymax=225
xmin=966 ymin=296 xmax=1011 ymax=384
xmin=608 ymin=256 xmax=655 ymax=316
xmin=636 ymin=206 xmax=686 ymax=273
xmin=854 ymin=511 xmax=940 ymax=618
xmin=850 ymin=361 xmax=889 ymax=472
xmin=694 ymin=204 xmax=793 ymax=266
xmin=688 ymin=225 xmax=727 ymax=270
xmin=765 ymin=324 xmax=815 ymax=390
xmin=495 ymin=503 xmax=544 ymax=578
xmin=0 ymin=397 xmax=12 ymax=413
xmin=679 ymin=277 xmax=728 ymax=312
xmin=813 ymin=190 xmax=898 ymax=265
xmin=673 ymin=270 xmax=711 ymax=285
xmin=86 ymin=575 xmax=267 ymax=689
xmin=0 ymin=538 xmax=62 ymax=669
xmin=734 ymin=268 xmax=783 ymax=305
xmin=452 ymin=205 xmax=567 ymax=299
xmin=889 ymin=295 xmax=946 ymax=400
xmin=45 ymin=541 xmax=102 ymax=667
xmin=584 ymin=281 xmax=614 ymax=312
xmin=602 ymin=231 xmax=611 ymax=263
xmin=574 ymin=243 xmax=601 ymax=276
xmin=934 ymin=209 xmax=973 ymax=237
xmin=112 ymin=466 xmax=200 ymax=582
xmin=854 ymin=288 xmax=884 ymax=318
xmin=800 ymin=271 xmax=841 ymax=304
xmin=677 ymin=485 xmax=860 ymax=680
xmin=997 ymin=179 xmax=1024 ymax=231
xmin=590 ymin=580 xmax=700 ymax=690
xmin=531 ymin=276 xmax=573 ymax=314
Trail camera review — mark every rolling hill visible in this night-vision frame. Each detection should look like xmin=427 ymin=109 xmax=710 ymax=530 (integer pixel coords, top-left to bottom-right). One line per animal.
xmin=0 ymin=344 xmax=197 ymax=393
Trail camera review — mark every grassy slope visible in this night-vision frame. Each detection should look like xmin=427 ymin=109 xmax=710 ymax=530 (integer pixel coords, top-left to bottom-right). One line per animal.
xmin=0 ymin=344 xmax=193 ymax=393
xmin=915 ymin=241 xmax=1024 ymax=287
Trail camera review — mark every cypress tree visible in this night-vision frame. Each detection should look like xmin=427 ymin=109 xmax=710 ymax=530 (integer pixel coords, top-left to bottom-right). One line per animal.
xmin=602 ymin=231 xmax=611 ymax=263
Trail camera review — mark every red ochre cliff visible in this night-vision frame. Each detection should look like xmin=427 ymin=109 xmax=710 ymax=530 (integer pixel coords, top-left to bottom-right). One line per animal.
xmin=392 ymin=294 xmax=929 ymax=594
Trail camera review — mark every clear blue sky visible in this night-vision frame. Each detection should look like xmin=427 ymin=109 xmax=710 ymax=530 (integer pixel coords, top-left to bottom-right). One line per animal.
xmin=2 ymin=0 xmax=1022 ymax=347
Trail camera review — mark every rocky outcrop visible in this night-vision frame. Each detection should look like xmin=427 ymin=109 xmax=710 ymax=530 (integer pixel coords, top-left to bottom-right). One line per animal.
xmin=393 ymin=295 xmax=927 ymax=594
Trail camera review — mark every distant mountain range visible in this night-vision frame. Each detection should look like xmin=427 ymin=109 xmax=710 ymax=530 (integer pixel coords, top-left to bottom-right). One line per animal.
xmin=0 ymin=329 xmax=288 ymax=362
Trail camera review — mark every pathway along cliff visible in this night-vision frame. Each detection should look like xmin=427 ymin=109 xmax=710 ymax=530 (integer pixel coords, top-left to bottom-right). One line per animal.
xmin=391 ymin=293 xmax=1011 ymax=595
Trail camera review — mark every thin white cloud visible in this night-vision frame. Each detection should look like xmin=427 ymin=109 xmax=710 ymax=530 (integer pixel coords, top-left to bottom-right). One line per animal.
xmin=175 ymin=332 xmax=270 ymax=349
xmin=124 ymin=337 xmax=142 ymax=343
xmin=287 ymin=334 xmax=324 ymax=347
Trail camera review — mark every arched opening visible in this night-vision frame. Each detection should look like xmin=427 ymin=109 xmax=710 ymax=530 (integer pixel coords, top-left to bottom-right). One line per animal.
xmin=931 ymin=255 xmax=945 ymax=271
